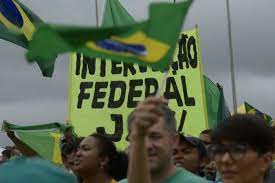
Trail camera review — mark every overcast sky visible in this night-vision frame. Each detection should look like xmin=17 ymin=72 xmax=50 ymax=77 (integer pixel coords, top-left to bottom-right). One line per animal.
xmin=0 ymin=0 xmax=274 ymax=146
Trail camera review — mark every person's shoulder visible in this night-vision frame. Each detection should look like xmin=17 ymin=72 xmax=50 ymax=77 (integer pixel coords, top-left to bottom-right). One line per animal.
xmin=174 ymin=168 xmax=210 ymax=182
xmin=118 ymin=178 xmax=128 ymax=183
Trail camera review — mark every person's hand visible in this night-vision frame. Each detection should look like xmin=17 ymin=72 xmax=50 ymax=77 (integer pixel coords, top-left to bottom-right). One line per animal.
xmin=3 ymin=124 xmax=13 ymax=136
xmin=203 ymin=161 xmax=217 ymax=180
xmin=130 ymin=96 xmax=168 ymax=140
xmin=204 ymin=161 xmax=216 ymax=172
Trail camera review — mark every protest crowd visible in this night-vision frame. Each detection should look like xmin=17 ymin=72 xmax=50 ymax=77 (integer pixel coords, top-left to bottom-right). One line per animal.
xmin=0 ymin=96 xmax=275 ymax=183
xmin=0 ymin=0 xmax=275 ymax=183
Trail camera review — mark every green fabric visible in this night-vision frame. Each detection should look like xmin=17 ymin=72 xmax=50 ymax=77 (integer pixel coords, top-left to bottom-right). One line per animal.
xmin=2 ymin=121 xmax=71 ymax=164
xmin=203 ymin=76 xmax=220 ymax=128
xmin=26 ymin=1 xmax=193 ymax=72
xmin=203 ymin=76 xmax=230 ymax=128
xmin=0 ymin=23 xmax=28 ymax=48
xmin=216 ymin=84 xmax=230 ymax=123
xmin=244 ymin=102 xmax=273 ymax=126
xmin=101 ymin=0 xmax=135 ymax=27
xmin=119 ymin=168 xmax=209 ymax=183
xmin=0 ymin=157 xmax=76 ymax=183
xmin=16 ymin=131 xmax=58 ymax=162
xmin=2 ymin=121 xmax=69 ymax=132
xmin=0 ymin=0 xmax=55 ymax=77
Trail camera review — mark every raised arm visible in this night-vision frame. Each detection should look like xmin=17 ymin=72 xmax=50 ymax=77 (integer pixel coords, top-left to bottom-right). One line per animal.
xmin=128 ymin=96 xmax=166 ymax=183
xmin=6 ymin=130 xmax=38 ymax=157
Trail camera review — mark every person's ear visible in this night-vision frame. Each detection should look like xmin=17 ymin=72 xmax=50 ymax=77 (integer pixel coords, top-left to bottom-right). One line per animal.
xmin=99 ymin=156 xmax=109 ymax=169
xmin=259 ymin=152 xmax=273 ymax=173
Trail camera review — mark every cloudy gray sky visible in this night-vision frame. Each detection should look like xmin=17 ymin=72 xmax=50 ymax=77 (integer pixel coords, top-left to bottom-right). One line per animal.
xmin=0 ymin=0 xmax=274 ymax=146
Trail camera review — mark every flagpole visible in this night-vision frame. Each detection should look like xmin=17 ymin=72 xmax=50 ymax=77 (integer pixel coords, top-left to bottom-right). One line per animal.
xmin=226 ymin=0 xmax=237 ymax=113
xmin=95 ymin=0 xmax=99 ymax=27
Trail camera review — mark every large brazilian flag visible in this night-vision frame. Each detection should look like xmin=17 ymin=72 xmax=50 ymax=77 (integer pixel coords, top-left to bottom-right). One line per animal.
xmin=0 ymin=0 xmax=55 ymax=77
xmin=26 ymin=0 xmax=193 ymax=72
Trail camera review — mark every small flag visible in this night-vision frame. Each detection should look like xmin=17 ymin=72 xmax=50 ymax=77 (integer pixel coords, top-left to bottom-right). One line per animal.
xmin=101 ymin=0 xmax=135 ymax=27
xmin=244 ymin=102 xmax=273 ymax=125
xmin=26 ymin=1 xmax=193 ymax=72
xmin=2 ymin=121 xmax=71 ymax=165
xmin=0 ymin=0 xmax=55 ymax=77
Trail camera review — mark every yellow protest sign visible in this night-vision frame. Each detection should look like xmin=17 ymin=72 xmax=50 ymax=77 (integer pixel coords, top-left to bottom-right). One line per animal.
xmin=68 ymin=28 xmax=208 ymax=149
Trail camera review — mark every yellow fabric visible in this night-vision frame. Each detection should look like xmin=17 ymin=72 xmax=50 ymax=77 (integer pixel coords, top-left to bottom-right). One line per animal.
xmin=50 ymin=132 xmax=62 ymax=165
xmin=236 ymin=104 xmax=246 ymax=114
xmin=110 ymin=179 xmax=117 ymax=183
xmin=69 ymin=28 xmax=208 ymax=149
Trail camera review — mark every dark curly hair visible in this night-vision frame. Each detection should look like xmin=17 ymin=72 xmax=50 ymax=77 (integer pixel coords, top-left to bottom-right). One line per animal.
xmin=90 ymin=133 xmax=128 ymax=181
xmin=211 ymin=114 xmax=274 ymax=154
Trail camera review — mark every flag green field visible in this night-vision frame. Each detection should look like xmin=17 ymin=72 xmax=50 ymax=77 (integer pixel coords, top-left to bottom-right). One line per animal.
xmin=27 ymin=1 xmax=193 ymax=72
xmin=2 ymin=121 xmax=71 ymax=164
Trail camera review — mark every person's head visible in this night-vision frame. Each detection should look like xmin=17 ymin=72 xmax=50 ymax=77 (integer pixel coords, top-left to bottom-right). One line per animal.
xmin=62 ymin=127 xmax=75 ymax=144
xmin=61 ymin=142 xmax=77 ymax=170
xmin=200 ymin=129 xmax=213 ymax=148
xmin=173 ymin=134 xmax=207 ymax=174
xmin=271 ymin=125 xmax=275 ymax=154
xmin=10 ymin=147 xmax=21 ymax=157
xmin=127 ymin=105 xmax=178 ymax=175
xmin=1 ymin=146 xmax=19 ymax=159
xmin=2 ymin=149 xmax=11 ymax=160
xmin=0 ymin=148 xmax=6 ymax=163
xmin=73 ymin=134 xmax=128 ymax=181
xmin=210 ymin=114 xmax=274 ymax=183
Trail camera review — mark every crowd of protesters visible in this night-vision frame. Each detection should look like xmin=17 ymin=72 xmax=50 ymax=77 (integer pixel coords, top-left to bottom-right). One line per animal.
xmin=1 ymin=96 xmax=275 ymax=183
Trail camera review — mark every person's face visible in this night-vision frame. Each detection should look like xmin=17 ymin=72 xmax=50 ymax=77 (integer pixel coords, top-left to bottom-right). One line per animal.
xmin=73 ymin=136 xmax=102 ymax=176
xmin=64 ymin=128 xmax=73 ymax=142
xmin=173 ymin=140 xmax=200 ymax=173
xmin=199 ymin=133 xmax=212 ymax=148
xmin=63 ymin=152 xmax=76 ymax=170
xmin=213 ymin=140 xmax=272 ymax=183
xmin=130 ymin=117 xmax=178 ymax=175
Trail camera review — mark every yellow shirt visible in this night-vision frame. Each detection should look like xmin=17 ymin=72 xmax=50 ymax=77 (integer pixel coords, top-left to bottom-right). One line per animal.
xmin=110 ymin=179 xmax=117 ymax=183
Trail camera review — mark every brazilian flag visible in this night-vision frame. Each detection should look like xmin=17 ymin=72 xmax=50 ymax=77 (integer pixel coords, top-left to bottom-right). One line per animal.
xmin=2 ymin=121 xmax=72 ymax=165
xmin=244 ymin=102 xmax=273 ymax=126
xmin=26 ymin=1 xmax=193 ymax=72
xmin=0 ymin=0 xmax=55 ymax=77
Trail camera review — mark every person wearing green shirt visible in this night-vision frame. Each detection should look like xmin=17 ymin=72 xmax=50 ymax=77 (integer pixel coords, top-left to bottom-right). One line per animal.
xmin=210 ymin=114 xmax=274 ymax=183
xmin=119 ymin=96 xmax=208 ymax=183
